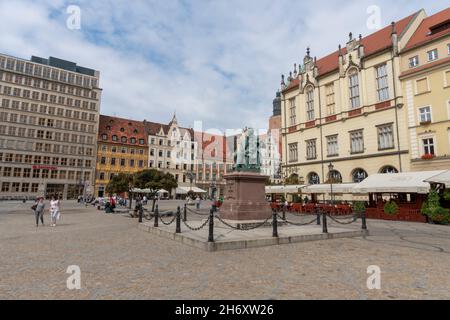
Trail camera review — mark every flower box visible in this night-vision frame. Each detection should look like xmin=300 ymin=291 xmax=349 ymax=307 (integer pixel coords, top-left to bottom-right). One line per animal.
xmin=421 ymin=154 xmax=435 ymax=160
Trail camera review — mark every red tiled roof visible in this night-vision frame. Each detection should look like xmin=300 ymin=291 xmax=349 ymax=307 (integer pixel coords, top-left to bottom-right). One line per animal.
xmin=404 ymin=7 xmax=450 ymax=51
xmin=144 ymin=120 xmax=169 ymax=136
xmin=98 ymin=115 xmax=148 ymax=145
xmin=283 ymin=11 xmax=419 ymax=92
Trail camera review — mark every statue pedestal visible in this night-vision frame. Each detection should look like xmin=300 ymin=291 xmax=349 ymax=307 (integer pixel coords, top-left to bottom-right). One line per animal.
xmin=220 ymin=172 xmax=272 ymax=221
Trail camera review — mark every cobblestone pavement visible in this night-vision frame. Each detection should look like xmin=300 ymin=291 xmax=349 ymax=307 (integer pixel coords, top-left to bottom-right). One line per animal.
xmin=0 ymin=203 xmax=449 ymax=300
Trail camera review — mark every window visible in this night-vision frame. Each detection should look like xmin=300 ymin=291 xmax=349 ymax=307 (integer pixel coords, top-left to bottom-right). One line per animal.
xmin=120 ymin=158 xmax=126 ymax=166
xmin=112 ymin=135 xmax=118 ymax=141
xmin=350 ymin=130 xmax=364 ymax=153
xmin=348 ymin=70 xmax=360 ymax=109
xmin=423 ymin=138 xmax=435 ymax=155
xmin=409 ymin=56 xmax=419 ymax=68
xmin=306 ymin=139 xmax=317 ymax=160
xmin=121 ymin=136 xmax=127 ymax=143
xmin=288 ymin=143 xmax=298 ymax=162
xmin=352 ymin=169 xmax=368 ymax=183
xmin=419 ymin=106 xmax=432 ymax=123
xmin=308 ymin=172 xmax=320 ymax=185
xmin=325 ymin=83 xmax=335 ymax=115
xmin=427 ymin=49 xmax=438 ymax=61
xmin=416 ymin=78 xmax=428 ymax=94
xmin=289 ymin=98 xmax=296 ymax=126
xmin=377 ymin=124 xmax=394 ymax=150
xmin=326 ymin=135 xmax=338 ymax=157
xmin=306 ymin=87 xmax=315 ymax=120
xmin=111 ymin=158 xmax=116 ymax=166
xmin=376 ymin=64 xmax=389 ymax=102
xmin=448 ymin=44 xmax=450 ymax=55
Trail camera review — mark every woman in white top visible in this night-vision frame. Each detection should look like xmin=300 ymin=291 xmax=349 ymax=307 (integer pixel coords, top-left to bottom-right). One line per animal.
xmin=49 ymin=195 xmax=61 ymax=227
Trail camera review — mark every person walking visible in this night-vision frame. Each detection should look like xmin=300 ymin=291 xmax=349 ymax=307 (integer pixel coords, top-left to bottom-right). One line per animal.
xmin=32 ymin=197 xmax=45 ymax=227
xmin=195 ymin=196 xmax=201 ymax=210
xmin=49 ymin=195 xmax=61 ymax=227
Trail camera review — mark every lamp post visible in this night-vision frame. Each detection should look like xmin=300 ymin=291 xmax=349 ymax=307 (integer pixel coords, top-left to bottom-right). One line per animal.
xmin=328 ymin=163 xmax=334 ymax=205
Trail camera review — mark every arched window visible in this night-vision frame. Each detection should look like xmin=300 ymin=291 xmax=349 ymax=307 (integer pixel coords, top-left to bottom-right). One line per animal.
xmin=352 ymin=168 xmax=368 ymax=183
xmin=379 ymin=166 xmax=398 ymax=174
xmin=348 ymin=68 xmax=360 ymax=109
xmin=121 ymin=136 xmax=127 ymax=143
xmin=120 ymin=127 xmax=125 ymax=132
xmin=130 ymin=137 xmax=136 ymax=144
xmin=307 ymin=172 xmax=320 ymax=185
xmin=328 ymin=170 xmax=342 ymax=183
xmin=101 ymin=134 xmax=107 ymax=140
xmin=112 ymin=135 xmax=118 ymax=141
xmin=305 ymin=86 xmax=315 ymax=120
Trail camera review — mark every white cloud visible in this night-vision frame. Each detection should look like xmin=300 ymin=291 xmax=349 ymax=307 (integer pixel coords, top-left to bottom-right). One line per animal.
xmin=0 ymin=0 xmax=447 ymax=132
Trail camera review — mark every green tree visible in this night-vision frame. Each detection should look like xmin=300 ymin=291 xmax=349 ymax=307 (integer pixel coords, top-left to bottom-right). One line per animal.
xmin=134 ymin=169 xmax=178 ymax=211
xmin=105 ymin=173 xmax=133 ymax=195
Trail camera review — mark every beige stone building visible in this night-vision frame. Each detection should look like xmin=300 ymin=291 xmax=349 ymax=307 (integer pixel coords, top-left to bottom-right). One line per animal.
xmin=0 ymin=54 xmax=101 ymax=200
xmin=399 ymin=7 xmax=450 ymax=171
xmin=280 ymin=10 xmax=430 ymax=185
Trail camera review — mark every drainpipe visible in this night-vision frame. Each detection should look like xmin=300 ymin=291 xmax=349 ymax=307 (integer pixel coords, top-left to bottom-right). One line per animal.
xmin=391 ymin=24 xmax=403 ymax=172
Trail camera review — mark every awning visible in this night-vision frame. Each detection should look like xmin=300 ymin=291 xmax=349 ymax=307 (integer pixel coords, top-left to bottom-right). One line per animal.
xmin=425 ymin=170 xmax=450 ymax=188
xmin=130 ymin=188 xmax=153 ymax=193
xmin=353 ymin=171 xmax=446 ymax=194
xmin=175 ymin=187 xmax=208 ymax=194
xmin=157 ymin=189 xmax=169 ymax=194
xmin=265 ymin=185 xmax=307 ymax=194
xmin=303 ymin=183 xmax=358 ymax=194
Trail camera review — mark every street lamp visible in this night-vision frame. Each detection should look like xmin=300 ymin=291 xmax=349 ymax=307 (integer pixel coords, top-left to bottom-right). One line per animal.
xmin=328 ymin=162 xmax=334 ymax=205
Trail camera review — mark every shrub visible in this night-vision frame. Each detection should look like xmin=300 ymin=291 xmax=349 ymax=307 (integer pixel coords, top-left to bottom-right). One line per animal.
xmin=443 ymin=189 xmax=450 ymax=201
xmin=384 ymin=201 xmax=398 ymax=215
xmin=353 ymin=201 xmax=366 ymax=213
xmin=421 ymin=190 xmax=450 ymax=225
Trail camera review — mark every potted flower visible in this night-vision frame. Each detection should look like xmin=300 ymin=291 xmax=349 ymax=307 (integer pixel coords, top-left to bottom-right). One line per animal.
xmin=421 ymin=153 xmax=435 ymax=160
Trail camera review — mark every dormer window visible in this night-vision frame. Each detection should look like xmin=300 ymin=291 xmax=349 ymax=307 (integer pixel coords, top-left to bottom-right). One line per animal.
xmin=139 ymin=139 xmax=145 ymax=145
xmin=120 ymin=127 xmax=125 ymax=132
xmin=101 ymin=134 xmax=107 ymax=140
xmin=112 ymin=135 xmax=118 ymax=141
xmin=121 ymin=136 xmax=127 ymax=143
xmin=130 ymin=137 xmax=136 ymax=144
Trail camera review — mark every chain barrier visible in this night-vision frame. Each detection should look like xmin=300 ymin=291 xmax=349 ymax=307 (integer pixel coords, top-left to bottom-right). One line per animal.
xmin=185 ymin=206 xmax=211 ymax=216
xmin=276 ymin=213 xmax=318 ymax=226
xmin=159 ymin=214 xmax=176 ymax=225
xmin=326 ymin=213 xmax=359 ymax=225
xmin=214 ymin=214 xmax=273 ymax=231
xmin=182 ymin=217 xmax=211 ymax=231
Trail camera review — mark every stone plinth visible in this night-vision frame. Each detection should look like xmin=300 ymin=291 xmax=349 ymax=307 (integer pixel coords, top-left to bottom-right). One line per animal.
xmin=219 ymin=172 xmax=272 ymax=221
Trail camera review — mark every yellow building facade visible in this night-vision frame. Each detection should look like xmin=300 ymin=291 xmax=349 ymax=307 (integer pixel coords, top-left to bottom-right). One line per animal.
xmin=280 ymin=11 xmax=428 ymax=185
xmin=95 ymin=115 xmax=149 ymax=197
xmin=399 ymin=7 xmax=450 ymax=171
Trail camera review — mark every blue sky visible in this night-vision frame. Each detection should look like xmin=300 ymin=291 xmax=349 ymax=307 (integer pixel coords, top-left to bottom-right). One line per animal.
xmin=0 ymin=0 xmax=448 ymax=132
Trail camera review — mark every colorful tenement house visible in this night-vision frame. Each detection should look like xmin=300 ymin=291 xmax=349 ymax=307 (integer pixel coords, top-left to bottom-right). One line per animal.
xmin=399 ymin=7 xmax=450 ymax=171
xmin=0 ymin=54 xmax=102 ymax=200
xmin=144 ymin=113 xmax=197 ymax=194
xmin=95 ymin=115 xmax=148 ymax=197
xmin=279 ymin=8 xmax=450 ymax=185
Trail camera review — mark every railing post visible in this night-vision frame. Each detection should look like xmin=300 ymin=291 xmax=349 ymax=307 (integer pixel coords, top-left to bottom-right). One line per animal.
xmin=316 ymin=208 xmax=321 ymax=225
xmin=272 ymin=210 xmax=278 ymax=238
xmin=183 ymin=203 xmax=187 ymax=222
xmin=176 ymin=206 xmax=181 ymax=233
xmin=138 ymin=203 xmax=143 ymax=223
xmin=361 ymin=210 xmax=367 ymax=230
xmin=322 ymin=212 xmax=328 ymax=234
xmin=282 ymin=204 xmax=286 ymax=221
xmin=208 ymin=209 xmax=214 ymax=243
xmin=154 ymin=204 xmax=159 ymax=228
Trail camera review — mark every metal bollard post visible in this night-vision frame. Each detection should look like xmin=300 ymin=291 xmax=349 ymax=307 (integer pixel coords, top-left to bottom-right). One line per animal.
xmin=361 ymin=210 xmax=367 ymax=230
xmin=138 ymin=205 xmax=143 ymax=223
xmin=176 ymin=206 xmax=181 ymax=233
xmin=282 ymin=205 xmax=286 ymax=221
xmin=322 ymin=212 xmax=328 ymax=234
xmin=208 ymin=209 xmax=214 ymax=243
xmin=316 ymin=209 xmax=321 ymax=225
xmin=272 ymin=210 xmax=278 ymax=238
xmin=183 ymin=203 xmax=187 ymax=222
xmin=154 ymin=204 xmax=159 ymax=228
